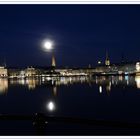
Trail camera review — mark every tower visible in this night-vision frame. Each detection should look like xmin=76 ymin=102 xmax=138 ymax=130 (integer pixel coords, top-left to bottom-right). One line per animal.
xmin=105 ymin=51 xmax=110 ymax=66
xmin=51 ymin=54 xmax=56 ymax=67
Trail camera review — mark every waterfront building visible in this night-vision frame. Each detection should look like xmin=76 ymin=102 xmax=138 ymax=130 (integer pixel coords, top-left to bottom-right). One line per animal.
xmin=25 ymin=67 xmax=36 ymax=77
xmin=8 ymin=69 xmax=21 ymax=78
xmin=0 ymin=66 xmax=8 ymax=77
xmin=94 ymin=62 xmax=136 ymax=75
xmin=136 ymin=62 xmax=140 ymax=76
xmin=19 ymin=70 xmax=25 ymax=78
xmin=136 ymin=62 xmax=140 ymax=72
xmin=117 ymin=63 xmax=136 ymax=74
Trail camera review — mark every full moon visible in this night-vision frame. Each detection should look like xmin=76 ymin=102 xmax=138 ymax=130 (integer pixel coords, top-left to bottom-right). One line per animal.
xmin=44 ymin=41 xmax=53 ymax=50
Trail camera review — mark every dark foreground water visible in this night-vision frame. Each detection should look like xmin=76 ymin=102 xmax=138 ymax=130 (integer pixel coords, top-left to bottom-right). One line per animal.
xmin=0 ymin=76 xmax=140 ymax=135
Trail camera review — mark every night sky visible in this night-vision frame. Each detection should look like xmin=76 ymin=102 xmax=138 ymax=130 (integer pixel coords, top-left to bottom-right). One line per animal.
xmin=0 ymin=5 xmax=140 ymax=67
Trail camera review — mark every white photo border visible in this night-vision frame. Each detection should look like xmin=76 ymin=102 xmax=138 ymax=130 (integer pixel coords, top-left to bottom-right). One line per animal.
xmin=0 ymin=0 xmax=139 ymax=139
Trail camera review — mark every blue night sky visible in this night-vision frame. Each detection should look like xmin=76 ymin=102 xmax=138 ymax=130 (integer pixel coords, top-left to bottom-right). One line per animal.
xmin=0 ymin=4 xmax=140 ymax=67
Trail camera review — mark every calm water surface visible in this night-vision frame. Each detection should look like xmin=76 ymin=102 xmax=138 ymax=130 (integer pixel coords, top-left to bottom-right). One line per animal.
xmin=0 ymin=75 xmax=140 ymax=135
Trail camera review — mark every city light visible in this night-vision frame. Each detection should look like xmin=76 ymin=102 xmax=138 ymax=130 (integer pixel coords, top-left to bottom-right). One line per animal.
xmin=98 ymin=61 xmax=101 ymax=64
xmin=136 ymin=62 xmax=140 ymax=71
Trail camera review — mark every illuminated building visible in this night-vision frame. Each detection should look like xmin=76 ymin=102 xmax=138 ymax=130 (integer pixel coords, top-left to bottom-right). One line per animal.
xmin=136 ymin=62 xmax=140 ymax=72
xmin=0 ymin=66 xmax=8 ymax=77
xmin=8 ymin=69 xmax=21 ymax=78
xmin=25 ymin=67 xmax=36 ymax=77
xmin=19 ymin=71 xmax=25 ymax=78
xmin=105 ymin=51 xmax=110 ymax=66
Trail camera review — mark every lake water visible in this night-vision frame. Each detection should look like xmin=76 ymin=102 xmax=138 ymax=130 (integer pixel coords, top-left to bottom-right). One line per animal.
xmin=0 ymin=75 xmax=140 ymax=135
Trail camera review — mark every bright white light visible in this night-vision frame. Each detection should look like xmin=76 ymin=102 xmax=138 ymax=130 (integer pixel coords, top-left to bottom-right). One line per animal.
xmin=47 ymin=101 xmax=55 ymax=111
xmin=44 ymin=40 xmax=53 ymax=50
xmin=99 ymin=86 xmax=102 ymax=93
xmin=98 ymin=61 xmax=101 ymax=64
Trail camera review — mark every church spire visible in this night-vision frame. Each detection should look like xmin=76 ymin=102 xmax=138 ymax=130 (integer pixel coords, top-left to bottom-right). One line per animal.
xmin=52 ymin=54 xmax=56 ymax=67
xmin=105 ymin=50 xmax=110 ymax=66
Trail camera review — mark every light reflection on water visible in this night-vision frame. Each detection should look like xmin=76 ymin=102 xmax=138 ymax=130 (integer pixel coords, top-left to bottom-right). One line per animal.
xmin=0 ymin=75 xmax=140 ymax=95
xmin=135 ymin=76 xmax=140 ymax=88
xmin=0 ymin=76 xmax=140 ymax=123
xmin=0 ymin=76 xmax=139 ymax=134
xmin=0 ymin=79 xmax=8 ymax=94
